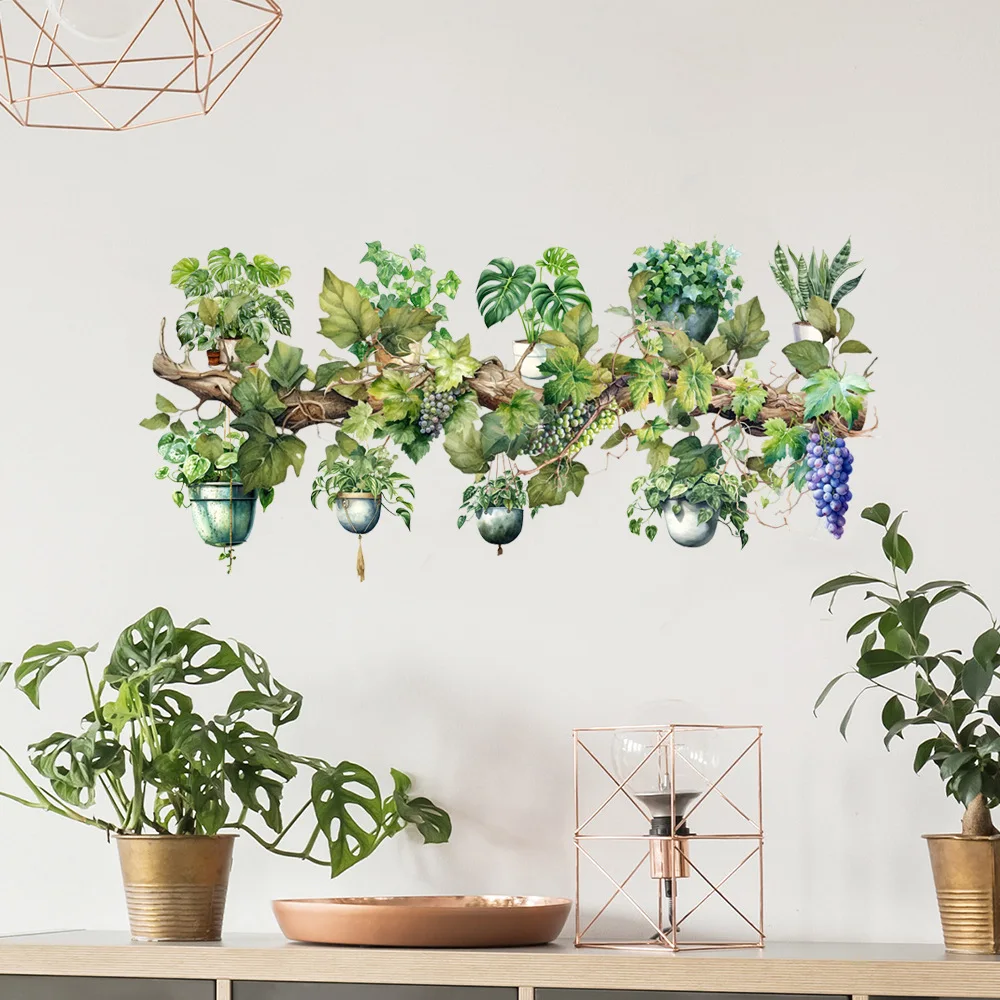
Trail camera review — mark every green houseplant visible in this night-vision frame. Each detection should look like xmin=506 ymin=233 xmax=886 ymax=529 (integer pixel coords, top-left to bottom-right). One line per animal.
xmin=475 ymin=247 xmax=591 ymax=381
xmin=814 ymin=503 xmax=1000 ymax=952
xmin=0 ymin=608 xmax=450 ymax=942
xmin=628 ymin=240 xmax=742 ymax=343
xmin=457 ymin=471 xmax=530 ymax=553
xmin=770 ymin=238 xmax=864 ymax=341
xmin=627 ymin=436 xmax=750 ymax=548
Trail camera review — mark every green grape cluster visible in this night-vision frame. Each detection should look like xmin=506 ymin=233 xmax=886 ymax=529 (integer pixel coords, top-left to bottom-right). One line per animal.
xmin=530 ymin=400 xmax=620 ymax=458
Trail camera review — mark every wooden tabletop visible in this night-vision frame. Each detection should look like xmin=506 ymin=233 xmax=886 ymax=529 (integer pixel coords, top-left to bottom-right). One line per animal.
xmin=1 ymin=932 xmax=999 ymax=994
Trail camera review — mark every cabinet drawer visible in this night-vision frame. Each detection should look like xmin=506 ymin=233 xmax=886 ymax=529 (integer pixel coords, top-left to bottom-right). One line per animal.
xmin=235 ymin=986 xmax=516 ymax=1000
xmin=539 ymin=993 xmax=847 ymax=1000
xmin=0 ymin=976 xmax=214 ymax=999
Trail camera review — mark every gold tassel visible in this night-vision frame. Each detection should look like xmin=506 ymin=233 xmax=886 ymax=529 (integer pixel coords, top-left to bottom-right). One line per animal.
xmin=356 ymin=535 xmax=366 ymax=583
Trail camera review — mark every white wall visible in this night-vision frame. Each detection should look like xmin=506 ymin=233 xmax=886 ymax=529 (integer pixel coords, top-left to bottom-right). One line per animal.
xmin=0 ymin=0 xmax=997 ymax=944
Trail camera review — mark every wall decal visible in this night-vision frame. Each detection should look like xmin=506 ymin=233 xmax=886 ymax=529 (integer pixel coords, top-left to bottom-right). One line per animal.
xmin=147 ymin=240 xmax=875 ymax=570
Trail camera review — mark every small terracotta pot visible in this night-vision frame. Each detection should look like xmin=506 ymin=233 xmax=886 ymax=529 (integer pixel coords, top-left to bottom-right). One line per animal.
xmin=116 ymin=834 xmax=236 ymax=942
xmin=925 ymin=833 xmax=1000 ymax=953
xmin=206 ymin=349 xmax=223 ymax=366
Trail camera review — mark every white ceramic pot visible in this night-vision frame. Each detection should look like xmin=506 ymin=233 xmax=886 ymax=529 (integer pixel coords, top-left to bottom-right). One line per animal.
xmin=662 ymin=499 xmax=719 ymax=548
xmin=792 ymin=321 xmax=822 ymax=342
xmin=514 ymin=341 xmax=551 ymax=382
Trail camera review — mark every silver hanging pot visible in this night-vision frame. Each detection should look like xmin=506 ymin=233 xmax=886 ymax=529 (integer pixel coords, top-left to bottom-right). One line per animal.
xmin=661 ymin=498 xmax=718 ymax=547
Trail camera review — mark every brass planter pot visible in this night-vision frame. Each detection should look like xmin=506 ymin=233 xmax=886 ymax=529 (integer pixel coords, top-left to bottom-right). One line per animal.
xmin=925 ymin=833 xmax=1000 ymax=953
xmin=115 ymin=834 xmax=236 ymax=942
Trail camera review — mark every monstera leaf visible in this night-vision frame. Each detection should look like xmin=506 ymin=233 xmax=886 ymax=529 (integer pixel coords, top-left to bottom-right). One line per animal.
xmin=311 ymin=761 xmax=384 ymax=876
xmin=476 ymin=257 xmax=536 ymax=327
xmin=531 ymin=276 xmax=591 ymax=329
xmin=536 ymin=246 xmax=580 ymax=277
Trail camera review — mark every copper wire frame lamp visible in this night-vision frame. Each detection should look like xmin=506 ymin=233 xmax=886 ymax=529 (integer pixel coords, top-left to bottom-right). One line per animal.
xmin=0 ymin=0 xmax=282 ymax=131
xmin=573 ymin=724 xmax=764 ymax=951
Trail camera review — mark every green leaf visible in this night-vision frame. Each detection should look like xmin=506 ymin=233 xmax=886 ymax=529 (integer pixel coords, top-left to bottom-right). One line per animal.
xmin=475 ymin=258 xmax=536 ymax=327
xmin=379 ymin=306 xmax=440 ymax=356
xmin=838 ymin=339 xmax=871 ymax=354
xmin=729 ymin=377 xmax=767 ymax=420
xmin=341 ymin=402 xmax=382 ymax=442
xmin=896 ymin=596 xmax=929 ymax=638
xmin=716 ymin=297 xmax=769 ymax=359
xmin=781 ymin=340 xmax=831 ymax=377
xmin=962 ymin=658 xmax=993 ymax=701
xmin=235 ymin=338 xmax=267 ymax=365
xmin=559 ymin=304 xmax=600 ymax=356
xmin=531 ymin=277 xmax=591 ymax=329
xmin=862 ymin=503 xmax=891 ymax=526
xmin=761 ymin=417 xmax=809 ymax=465
xmin=881 ymin=695 xmax=905 ymax=733
xmin=496 ymin=389 xmax=541 ymax=437
xmin=369 ymin=370 xmax=421 ymax=422
xmin=675 ymin=354 xmax=715 ymax=412
xmin=857 ymin=648 xmax=909 ymax=678
xmin=443 ymin=392 xmax=480 ymax=435
xmin=527 ymin=461 xmax=587 ymax=508
xmin=388 ymin=768 xmax=452 ymax=844
xmin=140 ymin=412 xmax=170 ymax=431
xmin=536 ymin=246 xmax=580 ymax=278
xmin=974 ymin=629 xmax=1000 ymax=668
xmin=806 ymin=296 xmax=838 ymax=339
xmin=236 ymin=432 xmax=305 ymax=490
xmin=171 ymin=257 xmax=200 ymax=286
xmin=155 ymin=394 xmax=178 ymax=414
xmin=426 ymin=334 xmax=480 ymax=391
xmin=14 ymin=641 xmax=98 ymax=709
xmin=540 ymin=348 xmax=598 ymax=406
xmin=318 ymin=269 xmax=380 ymax=348
xmin=625 ymin=358 xmax=668 ymax=409
xmin=812 ymin=574 xmax=888 ymax=599
xmin=814 ymin=672 xmax=850 ymax=714
xmin=659 ymin=328 xmax=694 ymax=366
xmin=232 ymin=368 xmax=286 ymax=417
xmin=846 ymin=611 xmax=884 ymax=639
xmin=802 ymin=367 xmax=873 ymax=422
xmin=311 ymin=762 xmax=384 ymax=877
xmin=443 ymin=425 xmax=489 ymax=474
xmin=881 ymin=513 xmax=914 ymax=573
xmin=265 ymin=341 xmax=308 ymax=389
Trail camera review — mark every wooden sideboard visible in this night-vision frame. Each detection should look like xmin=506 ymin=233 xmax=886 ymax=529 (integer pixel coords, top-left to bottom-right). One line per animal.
xmin=1 ymin=932 xmax=999 ymax=1000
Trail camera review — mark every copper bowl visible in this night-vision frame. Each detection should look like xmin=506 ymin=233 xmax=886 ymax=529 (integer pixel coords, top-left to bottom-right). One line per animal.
xmin=272 ymin=895 xmax=572 ymax=948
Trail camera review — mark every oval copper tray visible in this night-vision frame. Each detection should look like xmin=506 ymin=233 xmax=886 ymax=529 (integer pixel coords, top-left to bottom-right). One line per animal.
xmin=273 ymin=895 xmax=572 ymax=948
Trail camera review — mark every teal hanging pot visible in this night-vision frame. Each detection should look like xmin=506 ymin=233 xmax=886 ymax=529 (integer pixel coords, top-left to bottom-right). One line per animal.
xmin=188 ymin=482 xmax=257 ymax=547
xmin=661 ymin=498 xmax=718 ymax=548
xmin=335 ymin=493 xmax=382 ymax=535
xmin=476 ymin=506 xmax=524 ymax=555
xmin=659 ymin=300 xmax=719 ymax=344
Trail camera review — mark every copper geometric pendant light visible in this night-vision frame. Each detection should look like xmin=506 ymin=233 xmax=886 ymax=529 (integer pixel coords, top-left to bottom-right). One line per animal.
xmin=0 ymin=1 xmax=282 ymax=131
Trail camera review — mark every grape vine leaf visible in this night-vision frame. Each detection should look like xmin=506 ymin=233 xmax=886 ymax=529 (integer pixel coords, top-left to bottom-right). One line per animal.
xmin=341 ymin=402 xmax=383 ymax=442
xmin=625 ymin=358 xmax=668 ymax=409
xmin=426 ymin=334 xmax=480 ymax=390
xmin=237 ymin=433 xmax=306 ymax=490
xmin=802 ymin=368 xmax=873 ymax=422
xmin=539 ymin=348 xmax=597 ymax=405
xmin=232 ymin=368 xmax=286 ymax=417
xmin=318 ymin=269 xmax=380 ymax=348
xmin=314 ymin=361 xmax=359 ymax=390
xmin=496 ymin=389 xmax=541 ymax=437
xmin=717 ymin=297 xmax=769 ymax=359
xmin=729 ymin=377 xmax=767 ymax=420
xmin=559 ymin=304 xmax=600 ymax=356
xmin=675 ymin=355 xmax=715 ymax=412
xmin=480 ymin=411 xmax=528 ymax=460
xmin=443 ymin=425 xmax=488 ymax=474
xmin=527 ymin=461 xmax=588 ymax=508
xmin=379 ymin=306 xmax=439 ymax=356
xmin=761 ymin=418 xmax=809 ymax=465
xmin=659 ymin=328 xmax=694 ymax=365
xmin=368 ymin=370 xmax=421 ymax=422
xmin=782 ymin=340 xmax=830 ymax=377
xmin=265 ymin=341 xmax=309 ymax=389
xmin=443 ymin=392 xmax=480 ymax=435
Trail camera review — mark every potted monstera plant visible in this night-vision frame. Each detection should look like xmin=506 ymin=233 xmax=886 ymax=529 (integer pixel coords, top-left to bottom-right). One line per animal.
xmin=457 ymin=471 xmax=530 ymax=554
xmin=311 ymin=428 xmax=414 ymax=581
xmin=815 ymin=503 xmax=1000 ymax=953
xmin=475 ymin=247 xmax=591 ymax=381
xmin=628 ymin=240 xmax=742 ymax=343
xmin=627 ymin=436 xmax=750 ymax=548
xmin=0 ymin=608 xmax=450 ymax=943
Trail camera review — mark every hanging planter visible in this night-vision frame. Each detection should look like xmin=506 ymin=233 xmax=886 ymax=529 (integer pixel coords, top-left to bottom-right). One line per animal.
xmin=661 ymin=498 xmax=718 ymax=548
xmin=459 ymin=471 xmax=529 ymax=555
xmin=312 ymin=439 xmax=414 ymax=582
xmin=189 ymin=482 xmax=257 ymax=547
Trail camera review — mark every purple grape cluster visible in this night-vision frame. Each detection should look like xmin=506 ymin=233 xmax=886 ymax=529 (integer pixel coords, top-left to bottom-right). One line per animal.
xmin=805 ymin=431 xmax=854 ymax=539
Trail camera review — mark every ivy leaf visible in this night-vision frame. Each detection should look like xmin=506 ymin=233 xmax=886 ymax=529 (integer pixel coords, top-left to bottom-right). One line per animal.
xmin=426 ymin=334 xmax=480 ymax=390
xmin=675 ymin=355 xmax=715 ymax=412
xmin=559 ymin=304 xmax=599 ymax=356
xmin=729 ymin=377 xmax=767 ymax=420
xmin=443 ymin=424 xmax=489 ymax=474
xmin=369 ymin=370 xmax=422 ymax=422
xmin=379 ymin=306 xmax=440 ymax=356
xmin=717 ymin=296 xmax=769 ymax=359
xmin=341 ymin=402 xmax=383 ymax=442
xmin=232 ymin=368 xmax=286 ymax=417
xmin=761 ymin=418 xmax=810 ymax=465
xmin=236 ymin=432 xmax=305 ymax=490
xmin=782 ymin=340 xmax=831 ymax=377
xmin=802 ymin=368 xmax=873 ymax=422
xmin=265 ymin=341 xmax=308 ymax=389
xmin=625 ymin=358 xmax=668 ymax=409
xmin=318 ymin=269 xmax=380 ymax=348
xmin=314 ymin=360 xmax=359 ymax=390
xmin=436 ymin=269 xmax=461 ymax=298
xmin=527 ymin=461 xmax=588 ymax=508
xmin=235 ymin=338 xmax=267 ymax=365
xmin=496 ymin=389 xmax=542 ymax=437
xmin=540 ymin=348 xmax=597 ymax=405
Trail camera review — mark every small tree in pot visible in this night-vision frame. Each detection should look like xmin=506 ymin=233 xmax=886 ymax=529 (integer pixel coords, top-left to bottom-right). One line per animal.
xmin=0 ymin=609 xmax=449 ymax=942
xmin=815 ymin=503 xmax=1000 ymax=952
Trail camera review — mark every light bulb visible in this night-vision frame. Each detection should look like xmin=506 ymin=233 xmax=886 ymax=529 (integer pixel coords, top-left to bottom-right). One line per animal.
xmin=45 ymin=0 xmax=154 ymax=43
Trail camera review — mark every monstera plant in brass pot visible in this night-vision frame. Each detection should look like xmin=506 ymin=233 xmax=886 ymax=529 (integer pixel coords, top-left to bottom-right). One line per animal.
xmin=0 ymin=609 xmax=450 ymax=943
xmin=815 ymin=503 xmax=1000 ymax=953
